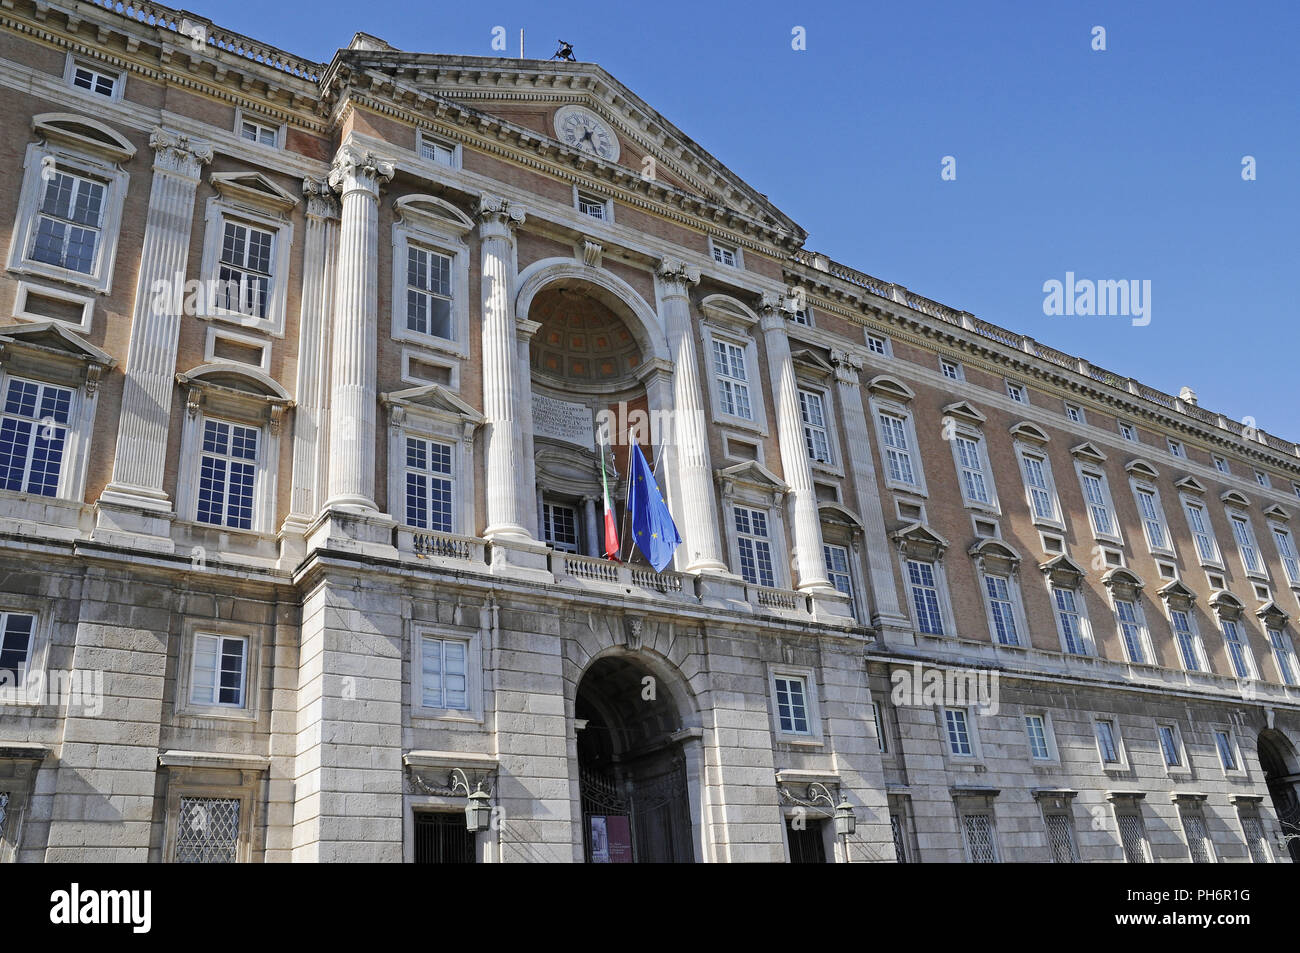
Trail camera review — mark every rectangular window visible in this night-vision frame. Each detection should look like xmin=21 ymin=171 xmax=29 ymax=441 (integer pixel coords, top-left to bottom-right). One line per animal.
xmin=1021 ymin=453 xmax=1057 ymax=522
xmin=907 ymin=560 xmax=944 ymax=635
xmin=542 ymin=501 xmax=580 ymax=554
xmin=189 ymin=633 xmax=248 ymax=707
xmin=962 ymin=813 xmax=997 ymax=862
xmin=954 ymin=435 xmax=990 ymax=505
xmin=0 ymin=612 xmax=36 ymax=685
xmin=734 ymin=506 xmax=775 ymax=587
xmin=940 ymin=358 xmax=962 ymax=380
xmin=577 ymin=192 xmax=607 ymax=220
xmin=0 ymin=377 xmax=72 ymax=497
xmin=1269 ymin=628 xmax=1297 ymax=686
xmin=773 ymin=675 xmax=810 ymax=734
xmin=1179 ymin=804 xmax=1213 ymax=863
xmin=1044 ymin=813 xmax=1080 ymax=863
xmin=1170 ymin=609 xmax=1202 ymax=672
xmin=944 ymin=708 xmax=972 ymax=756
xmin=879 ymin=412 xmax=917 ymax=486
xmin=1240 ymin=809 xmax=1270 ymax=863
xmin=1221 ymin=619 xmax=1253 ymax=679
xmin=1273 ymin=527 xmax=1300 ymax=585
xmin=1214 ymin=455 xmax=1230 ymax=475
xmin=823 ymin=543 xmax=856 ymax=618
xmin=1230 ymin=514 xmax=1262 ymax=575
xmin=71 ymin=62 xmax=117 ymax=97
xmin=1159 ymin=725 xmax=1182 ymax=766
xmin=1081 ymin=472 xmax=1116 ymax=537
xmin=419 ymin=137 xmax=456 ymax=167
xmin=1214 ymin=730 xmax=1238 ymax=771
xmin=1185 ymin=501 xmax=1219 ymax=564
xmin=711 ymin=339 xmax=752 ymax=419
xmin=871 ymin=702 xmax=887 ymax=753
xmin=1095 ymin=720 xmax=1120 ymax=764
xmin=1025 ymin=714 xmax=1050 ymax=760
xmin=420 ymin=636 xmax=468 ymax=710
xmin=239 ymin=119 xmax=278 ymax=147
xmin=790 ymin=306 xmax=811 ymax=326
xmin=798 ymin=389 xmax=832 ymax=464
xmin=1119 ymin=421 xmax=1137 ymax=441
xmin=866 ymin=334 xmax=889 ymax=356
xmin=1006 ymin=382 xmax=1027 ymax=403
xmin=404 ymin=436 xmax=454 ymax=533
xmin=1134 ymin=488 xmax=1168 ymax=551
xmin=1065 ymin=402 xmax=1083 ymax=424
xmin=1115 ymin=600 xmax=1147 ymax=664
xmin=1168 ymin=439 xmax=1186 ymax=458
xmin=890 ymin=813 xmax=909 ymax=862
xmin=216 ymin=220 xmax=273 ymax=318
xmin=30 ymin=170 xmax=105 ymax=275
xmin=711 ymin=242 xmax=737 ymax=267
xmin=197 ymin=419 xmax=258 ymax=530
xmin=984 ymin=575 xmax=1020 ymax=646
xmin=406 ymin=245 xmax=453 ymax=339
xmin=1117 ymin=812 xmax=1149 ymax=863
xmin=1255 ymin=470 xmax=1271 ymax=489
xmin=175 ymin=796 xmax=240 ymax=863
xmin=1053 ymin=587 xmax=1087 ymax=655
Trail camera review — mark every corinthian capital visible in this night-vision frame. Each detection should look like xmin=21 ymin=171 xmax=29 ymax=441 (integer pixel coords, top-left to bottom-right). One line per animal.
xmin=328 ymin=144 xmax=394 ymax=198
xmin=475 ymin=193 xmax=527 ymax=236
xmin=149 ymin=127 xmax=213 ymax=179
xmin=656 ymin=257 xmax=700 ymax=297
xmin=830 ymin=347 xmax=864 ymax=384
xmin=302 ymin=177 xmax=339 ymax=219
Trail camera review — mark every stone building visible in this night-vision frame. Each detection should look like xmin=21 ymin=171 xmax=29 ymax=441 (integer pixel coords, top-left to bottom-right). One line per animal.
xmin=0 ymin=0 xmax=1296 ymax=864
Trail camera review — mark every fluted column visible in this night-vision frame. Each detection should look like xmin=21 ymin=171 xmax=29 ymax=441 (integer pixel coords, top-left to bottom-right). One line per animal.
xmin=324 ymin=145 xmax=392 ymax=511
xmin=759 ymin=293 xmax=832 ymax=592
xmin=656 ymin=258 xmax=727 ymax=573
xmin=99 ymin=128 xmax=212 ymax=513
xmin=832 ymin=348 xmax=911 ymax=635
xmin=285 ymin=178 xmax=339 ymax=529
xmin=478 ymin=194 xmax=532 ymax=540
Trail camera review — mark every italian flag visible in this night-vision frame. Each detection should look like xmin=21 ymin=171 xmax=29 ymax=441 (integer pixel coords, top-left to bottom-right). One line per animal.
xmin=599 ymin=440 xmax=620 ymax=561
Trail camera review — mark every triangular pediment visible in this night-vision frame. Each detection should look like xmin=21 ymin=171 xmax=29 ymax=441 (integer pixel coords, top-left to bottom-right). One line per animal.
xmin=1263 ymin=503 xmax=1290 ymax=521
xmin=210 ymin=171 xmax=300 ymax=214
xmin=943 ymin=401 xmax=986 ymax=424
xmin=1039 ymin=553 xmax=1087 ymax=588
xmin=382 ymin=383 xmax=484 ymax=424
xmin=0 ymin=321 xmax=115 ymax=367
xmin=1256 ymin=600 xmax=1289 ymax=627
xmin=325 ymin=50 xmax=805 ymax=243
xmin=791 ymin=349 xmax=835 ymax=377
xmin=1157 ymin=579 xmax=1197 ymax=606
xmin=1175 ymin=475 xmax=1206 ymax=494
xmin=1221 ymin=489 xmax=1251 ymax=508
xmin=1070 ymin=441 xmax=1106 ymax=462
xmin=715 ymin=460 xmax=787 ymax=493
xmin=891 ymin=521 xmax=949 ymax=559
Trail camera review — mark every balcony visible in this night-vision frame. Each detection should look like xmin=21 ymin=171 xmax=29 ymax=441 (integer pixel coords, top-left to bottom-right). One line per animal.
xmin=395 ymin=527 xmax=487 ymax=568
xmin=551 ymin=551 xmax=694 ymax=605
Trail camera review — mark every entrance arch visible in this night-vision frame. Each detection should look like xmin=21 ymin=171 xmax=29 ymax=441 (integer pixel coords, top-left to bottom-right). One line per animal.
xmin=574 ymin=650 xmax=699 ymax=863
xmin=1258 ymin=728 xmax=1300 ymax=862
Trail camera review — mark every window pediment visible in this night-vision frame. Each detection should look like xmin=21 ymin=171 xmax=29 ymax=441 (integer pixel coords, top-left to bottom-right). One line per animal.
xmin=0 ymin=321 xmax=114 ymax=368
xmin=969 ymin=537 xmax=1020 ymax=575
xmin=1039 ymin=553 xmax=1087 ymax=589
xmin=791 ymin=348 xmax=834 ymax=378
xmin=177 ymin=363 xmax=293 ymax=430
xmin=1262 ymin=503 xmax=1290 ymax=521
xmin=943 ymin=400 xmax=986 ymax=425
xmin=394 ymin=193 xmax=475 ymax=236
xmin=382 ymin=383 xmax=483 ymax=428
xmin=1009 ymin=421 xmax=1050 ymax=444
xmin=1221 ymin=489 xmax=1251 ymax=508
xmin=1157 ymin=579 xmax=1197 ymax=610
xmin=1256 ymin=600 xmax=1289 ymax=628
xmin=1209 ymin=589 xmax=1245 ymax=619
xmin=715 ymin=460 xmax=788 ymax=496
xmin=818 ymin=502 xmax=863 ymax=530
xmin=892 ymin=521 xmax=948 ymax=560
xmin=1125 ymin=458 xmax=1160 ymax=479
xmin=210 ymin=171 xmax=300 ymax=216
xmin=1101 ymin=567 xmax=1144 ymax=600
xmin=1175 ymin=475 xmax=1206 ymax=494
xmin=1070 ymin=441 xmax=1106 ymax=462
xmin=699 ymin=294 xmax=758 ymax=331
xmin=866 ymin=375 xmax=914 ymax=402
xmin=33 ymin=112 xmax=135 ymax=163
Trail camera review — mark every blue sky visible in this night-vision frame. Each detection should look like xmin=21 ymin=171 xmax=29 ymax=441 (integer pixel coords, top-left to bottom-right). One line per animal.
xmin=224 ymin=0 xmax=1297 ymax=439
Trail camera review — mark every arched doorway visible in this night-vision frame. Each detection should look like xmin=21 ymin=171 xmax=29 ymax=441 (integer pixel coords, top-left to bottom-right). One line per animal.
xmin=1258 ymin=729 xmax=1300 ymax=862
xmin=575 ymin=654 xmax=696 ymax=863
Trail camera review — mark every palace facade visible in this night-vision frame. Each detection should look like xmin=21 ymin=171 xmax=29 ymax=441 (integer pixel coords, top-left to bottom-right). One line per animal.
xmin=0 ymin=0 xmax=1297 ymax=863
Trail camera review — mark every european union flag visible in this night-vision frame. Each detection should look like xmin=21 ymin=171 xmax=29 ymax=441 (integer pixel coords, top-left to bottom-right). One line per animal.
xmin=627 ymin=443 xmax=680 ymax=572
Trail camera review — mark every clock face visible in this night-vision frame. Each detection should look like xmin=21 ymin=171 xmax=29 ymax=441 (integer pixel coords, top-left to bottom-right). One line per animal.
xmin=554 ymin=105 xmax=620 ymax=162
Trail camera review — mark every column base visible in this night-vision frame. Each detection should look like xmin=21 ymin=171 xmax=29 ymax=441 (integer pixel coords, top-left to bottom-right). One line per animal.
xmin=91 ymin=486 xmax=176 ymax=553
xmin=306 ymin=506 xmax=398 ymax=560
xmin=487 ymin=535 xmax=554 ymax=584
xmin=870 ymin=614 xmax=917 ymax=647
xmin=808 ymin=588 xmax=856 ymax=623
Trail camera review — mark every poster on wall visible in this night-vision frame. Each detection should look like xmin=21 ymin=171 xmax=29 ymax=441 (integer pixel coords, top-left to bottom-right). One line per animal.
xmin=605 ymin=815 xmax=633 ymax=863
xmin=590 ymin=816 xmax=609 ymax=862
